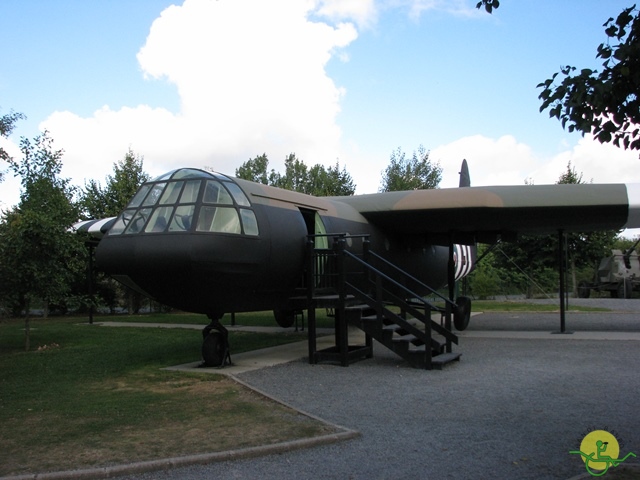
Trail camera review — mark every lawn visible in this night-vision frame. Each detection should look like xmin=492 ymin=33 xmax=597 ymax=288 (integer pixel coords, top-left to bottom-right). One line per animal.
xmin=0 ymin=313 xmax=335 ymax=477
xmin=0 ymin=302 xmax=605 ymax=476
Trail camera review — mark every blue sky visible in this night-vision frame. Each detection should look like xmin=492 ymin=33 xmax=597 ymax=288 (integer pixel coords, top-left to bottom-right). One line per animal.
xmin=1 ymin=0 xmax=639 ymax=213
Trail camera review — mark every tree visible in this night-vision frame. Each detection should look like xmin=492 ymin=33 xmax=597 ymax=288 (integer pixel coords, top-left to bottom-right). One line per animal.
xmin=492 ymin=231 xmax=559 ymax=298
xmin=0 ymin=108 xmax=25 ymax=182
xmin=478 ymin=1 xmax=640 ymax=151
xmin=234 ymin=153 xmax=271 ymax=185
xmin=308 ymin=161 xmax=356 ymax=196
xmin=271 ymin=154 xmax=310 ymax=192
xmin=78 ymin=149 xmax=150 ymax=313
xmin=379 ymin=145 xmax=442 ymax=192
xmin=0 ymin=131 xmax=83 ymax=349
xmin=79 ymin=148 xmax=149 ymax=219
xmin=556 ymin=163 xmax=620 ymax=295
xmin=235 ymin=153 xmax=356 ymax=196
xmin=493 ymin=162 xmax=619 ymax=297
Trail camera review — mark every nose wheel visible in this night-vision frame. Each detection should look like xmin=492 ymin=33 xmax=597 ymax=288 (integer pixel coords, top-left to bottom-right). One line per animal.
xmin=201 ymin=316 xmax=232 ymax=367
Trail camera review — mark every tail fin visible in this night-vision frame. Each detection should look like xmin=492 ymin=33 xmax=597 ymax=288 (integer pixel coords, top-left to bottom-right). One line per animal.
xmin=459 ymin=159 xmax=471 ymax=188
xmin=456 ymin=160 xmax=476 ymax=285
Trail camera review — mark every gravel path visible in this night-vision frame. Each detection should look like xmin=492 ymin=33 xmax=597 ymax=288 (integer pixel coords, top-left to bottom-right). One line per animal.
xmin=115 ymin=299 xmax=640 ymax=480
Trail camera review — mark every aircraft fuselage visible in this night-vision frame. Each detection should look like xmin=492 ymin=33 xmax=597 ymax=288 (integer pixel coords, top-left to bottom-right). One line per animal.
xmin=94 ymin=169 xmax=470 ymax=318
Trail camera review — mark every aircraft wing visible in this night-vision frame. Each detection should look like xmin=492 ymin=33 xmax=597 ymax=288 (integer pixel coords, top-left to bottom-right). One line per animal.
xmin=335 ymin=183 xmax=640 ymax=244
xmin=72 ymin=217 xmax=117 ymax=242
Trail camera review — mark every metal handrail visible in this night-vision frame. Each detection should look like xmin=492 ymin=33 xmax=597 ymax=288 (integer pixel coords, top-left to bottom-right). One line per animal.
xmin=342 ymin=250 xmax=458 ymax=344
xmin=363 ymin=248 xmax=457 ymax=309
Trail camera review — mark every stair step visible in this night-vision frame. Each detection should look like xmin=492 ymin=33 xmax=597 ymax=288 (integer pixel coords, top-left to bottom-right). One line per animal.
xmin=382 ymin=323 xmax=400 ymax=330
xmin=408 ymin=343 xmax=443 ymax=352
xmin=345 ymin=304 xmax=375 ymax=312
xmin=431 ymin=352 xmax=462 ymax=369
xmin=393 ymin=334 xmax=419 ymax=344
xmin=302 ymin=241 xmax=461 ymax=371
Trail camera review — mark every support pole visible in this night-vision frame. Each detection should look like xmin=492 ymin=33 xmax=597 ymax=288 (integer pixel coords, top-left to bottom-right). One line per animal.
xmin=553 ymin=229 xmax=573 ymax=334
xmin=445 ymin=237 xmax=455 ymax=353
xmin=87 ymin=243 xmax=94 ymax=325
xmin=306 ymin=238 xmax=317 ymax=364
xmin=334 ymin=237 xmax=348 ymax=366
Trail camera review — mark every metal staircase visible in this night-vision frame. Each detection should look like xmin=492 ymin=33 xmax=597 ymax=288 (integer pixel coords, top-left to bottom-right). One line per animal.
xmin=303 ymin=234 xmax=461 ymax=370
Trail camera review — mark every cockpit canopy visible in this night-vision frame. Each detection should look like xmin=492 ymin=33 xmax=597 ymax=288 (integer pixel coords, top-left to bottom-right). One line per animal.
xmin=108 ymin=168 xmax=259 ymax=237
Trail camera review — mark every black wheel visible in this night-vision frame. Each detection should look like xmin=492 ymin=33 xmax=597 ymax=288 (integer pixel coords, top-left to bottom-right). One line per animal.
xmin=453 ymin=296 xmax=472 ymax=331
xmin=578 ymin=281 xmax=591 ymax=299
xmin=274 ymin=309 xmax=295 ymax=328
xmin=202 ymin=331 xmax=227 ymax=367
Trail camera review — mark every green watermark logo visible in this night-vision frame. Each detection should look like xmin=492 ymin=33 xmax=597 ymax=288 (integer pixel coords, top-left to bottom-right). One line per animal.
xmin=570 ymin=429 xmax=636 ymax=477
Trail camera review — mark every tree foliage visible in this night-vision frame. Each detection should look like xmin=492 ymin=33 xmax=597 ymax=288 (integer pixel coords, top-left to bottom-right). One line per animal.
xmin=379 ymin=145 xmax=442 ymax=192
xmin=478 ymin=1 xmax=640 ymax=151
xmin=79 ymin=148 xmax=149 ymax=219
xmin=491 ymin=162 xmax=619 ymax=297
xmin=235 ymin=153 xmax=356 ymax=196
xmin=235 ymin=153 xmax=272 ymax=185
xmin=0 ymin=131 xmax=84 ymax=347
xmin=77 ymin=149 xmax=150 ymax=314
xmin=476 ymin=0 xmax=500 ymax=14
xmin=538 ymin=6 xmax=640 ymax=150
xmin=0 ymin=108 xmax=25 ymax=182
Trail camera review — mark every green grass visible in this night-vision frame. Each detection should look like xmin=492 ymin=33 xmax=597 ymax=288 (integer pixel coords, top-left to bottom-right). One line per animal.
xmin=0 ymin=315 xmax=332 ymax=476
xmin=95 ymin=309 xmax=338 ymax=328
xmin=469 ymin=300 xmax=609 ymax=312
xmin=0 ymin=301 xmax=604 ymax=475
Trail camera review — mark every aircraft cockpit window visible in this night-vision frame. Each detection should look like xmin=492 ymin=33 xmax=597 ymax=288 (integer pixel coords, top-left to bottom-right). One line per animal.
xmin=225 ymin=182 xmax=251 ymax=206
xmin=197 ymin=206 xmax=241 ymax=234
xmin=203 ymin=181 xmax=233 ymax=205
xmin=127 ymin=184 xmax=152 ymax=208
xmin=142 ymin=183 xmax=166 ymax=207
xmin=170 ymin=168 xmax=207 ymax=180
xmin=109 ymin=170 xmax=260 ymax=237
xmin=159 ymin=181 xmax=183 ymax=204
xmin=109 ymin=209 xmax=135 ymax=235
xmin=179 ymin=180 xmax=201 ymax=203
xmin=240 ymin=209 xmax=259 ymax=235
xmin=152 ymin=170 xmax=178 ymax=181
xmin=169 ymin=205 xmax=195 ymax=232
xmin=145 ymin=206 xmax=173 ymax=233
xmin=124 ymin=208 xmax=152 ymax=235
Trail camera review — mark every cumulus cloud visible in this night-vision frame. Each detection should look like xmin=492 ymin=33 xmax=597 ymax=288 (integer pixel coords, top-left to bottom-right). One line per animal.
xmin=433 ymin=135 xmax=539 ymax=187
xmin=432 ymin=133 xmax=640 ymax=188
xmin=17 ymin=0 xmax=640 ymax=226
xmin=41 ymin=0 xmax=358 ymax=189
xmin=396 ymin=0 xmax=483 ymax=20
xmin=314 ymin=0 xmax=378 ymax=29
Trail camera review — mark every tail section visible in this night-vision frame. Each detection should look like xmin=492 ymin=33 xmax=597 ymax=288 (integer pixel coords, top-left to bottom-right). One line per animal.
xmin=459 ymin=159 xmax=471 ymax=188
xmin=455 ymin=159 xmax=476 ymax=278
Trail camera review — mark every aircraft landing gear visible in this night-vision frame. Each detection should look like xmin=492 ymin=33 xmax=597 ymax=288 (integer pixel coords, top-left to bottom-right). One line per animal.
xmin=201 ymin=315 xmax=231 ymax=367
xmin=453 ymin=296 xmax=472 ymax=331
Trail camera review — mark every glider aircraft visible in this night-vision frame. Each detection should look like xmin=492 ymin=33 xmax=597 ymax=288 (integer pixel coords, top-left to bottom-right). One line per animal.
xmin=75 ymin=160 xmax=640 ymax=367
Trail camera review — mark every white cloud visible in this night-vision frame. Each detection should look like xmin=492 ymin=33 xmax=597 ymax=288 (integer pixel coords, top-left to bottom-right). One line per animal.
xmin=394 ymin=0 xmax=482 ymax=20
xmin=432 ymin=134 xmax=540 ymax=187
xmin=10 ymin=0 xmax=640 ymax=233
xmin=41 ymin=0 xmax=358 ymax=192
xmin=432 ymin=133 xmax=640 ymax=189
xmin=315 ymin=0 xmax=378 ymax=29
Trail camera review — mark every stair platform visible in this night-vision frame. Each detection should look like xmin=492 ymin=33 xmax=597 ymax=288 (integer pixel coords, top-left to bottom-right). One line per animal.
xmin=431 ymin=352 xmax=462 ymax=370
xmin=312 ymin=344 xmax=373 ymax=366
